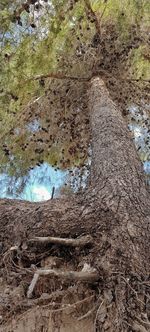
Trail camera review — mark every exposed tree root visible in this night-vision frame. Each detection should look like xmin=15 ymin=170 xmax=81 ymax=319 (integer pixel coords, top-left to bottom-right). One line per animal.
xmin=28 ymin=235 xmax=93 ymax=248
xmin=78 ymin=296 xmax=102 ymax=321
xmin=27 ymin=265 xmax=99 ymax=299
xmin=132 ymin=321 xmax=148 ymax=332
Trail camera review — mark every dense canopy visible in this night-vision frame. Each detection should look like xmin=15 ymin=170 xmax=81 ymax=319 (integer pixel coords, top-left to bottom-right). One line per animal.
xmin=0 ymin=0 xmax=149 ymax=189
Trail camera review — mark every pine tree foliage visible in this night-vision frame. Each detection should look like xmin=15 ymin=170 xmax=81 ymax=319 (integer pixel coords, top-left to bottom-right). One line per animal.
xmin=0 ymin=0 xmax=149 ymax=177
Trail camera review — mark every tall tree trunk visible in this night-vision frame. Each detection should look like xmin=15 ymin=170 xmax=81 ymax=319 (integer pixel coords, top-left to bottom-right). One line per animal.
xmin=0 ymin=77 xmax=149 ymax=332
xmin=88 ymin=77 xmax=150 ymax=273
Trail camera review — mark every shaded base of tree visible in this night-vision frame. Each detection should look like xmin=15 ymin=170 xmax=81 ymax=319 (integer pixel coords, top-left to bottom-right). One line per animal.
xmin=0 ymin=218 xmax=150 ymax=332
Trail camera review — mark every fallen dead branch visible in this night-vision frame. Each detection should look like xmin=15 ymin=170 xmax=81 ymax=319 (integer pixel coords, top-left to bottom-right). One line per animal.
xmin=28 ymin=234 xmax=93 ymax=247
xmin=27 ymin=266 xmax=99 ymax=298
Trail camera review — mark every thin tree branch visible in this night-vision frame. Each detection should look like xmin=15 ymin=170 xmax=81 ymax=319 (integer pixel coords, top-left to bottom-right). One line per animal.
xmin=25 ymin=72 xmax=91 ymax=83
xmin=24 ymin=69 xmax=150 ymax=85
xmin=84 ymin=0 xmax=101 ymax=35
xmin=51 ymin=186 xmax=55 ymax=199
xmin=126 ymin=78 xmax=150 ymax=83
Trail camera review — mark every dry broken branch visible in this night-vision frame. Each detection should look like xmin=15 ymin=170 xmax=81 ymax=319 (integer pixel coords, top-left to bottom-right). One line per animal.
xmin=28 ymin=235 xmax=93 ymax=247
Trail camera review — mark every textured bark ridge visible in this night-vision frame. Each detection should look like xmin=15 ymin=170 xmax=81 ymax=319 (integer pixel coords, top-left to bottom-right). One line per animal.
xmin=0 ymin=77 xmax=149 ymax=332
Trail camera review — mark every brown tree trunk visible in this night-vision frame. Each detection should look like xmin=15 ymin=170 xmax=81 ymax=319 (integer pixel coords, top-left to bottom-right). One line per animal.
xmin=0 ymin=77 xmax=149 ymax=332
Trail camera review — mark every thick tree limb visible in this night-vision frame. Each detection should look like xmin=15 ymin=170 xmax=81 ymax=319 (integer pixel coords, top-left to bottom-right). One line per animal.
xmin=28 ymin=235 xmax=93 ymax=247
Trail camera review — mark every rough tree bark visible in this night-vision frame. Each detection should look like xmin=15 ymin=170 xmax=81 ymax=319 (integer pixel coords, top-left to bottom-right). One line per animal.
xmin=0 ymin=77 xmax=149 ymax=332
